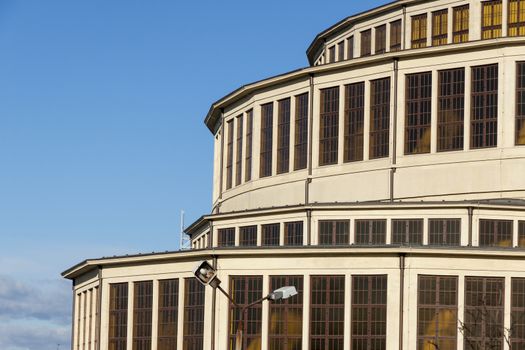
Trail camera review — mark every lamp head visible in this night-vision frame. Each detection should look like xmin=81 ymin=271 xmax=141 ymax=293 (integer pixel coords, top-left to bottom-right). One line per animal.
xmin=269 ymin=286 xmax=298 ymax=301
xmin=193 ymin=260 xmax=221 ymax=288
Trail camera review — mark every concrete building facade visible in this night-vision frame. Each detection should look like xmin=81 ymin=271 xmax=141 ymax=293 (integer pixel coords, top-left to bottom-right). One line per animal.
xmin=63 ymin=1 xmax=525 ymax=349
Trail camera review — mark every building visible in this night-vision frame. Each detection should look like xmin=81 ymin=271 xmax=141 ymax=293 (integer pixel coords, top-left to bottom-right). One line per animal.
xmin=62 ymin=0 xmax=525 ymax=349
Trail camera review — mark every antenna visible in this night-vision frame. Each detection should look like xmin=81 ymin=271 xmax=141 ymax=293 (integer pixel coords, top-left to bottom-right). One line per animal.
xmin=179 ymin=210 xmax=191 ymax=250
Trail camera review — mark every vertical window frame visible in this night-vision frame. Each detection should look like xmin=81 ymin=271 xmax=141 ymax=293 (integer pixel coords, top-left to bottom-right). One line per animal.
xmin=482 ymin=0 xmax=503 ymax=39
xmin=428 ymin=219 xmax=461 ymax=246
xmin=471 ymin=64 xmax=498 ymax=149
xmin=361 ymin=29 xmax=372 ymax=57
xmin=235 ymin=115 xmax=243 ymax=186
xmin=390 ymin=20 xmax=402 ymax=52
xmin=133 ymin=281 xmax=153 ymax=350
xmin=277 ymin=98 xmax=291 ymax=174
xmin=412 ymin=14 xmax=428 ymax=48
xmin=109 ymin=283 xmax=128 ymax=350
xmin=239 ymin=225 xmax=258 ymax=247
xmin=344 ymin=82 xmax=365 ymax=162
xmin=478 ymin=219 xmax=513 ymax=247
xmin=318 ymin=220 xmax=350 ymax=246
xmin=262 ymin=223 xmax=280 ymax=247
xmin=245 ymin=110 xmax=253 ymax=182
xmin=509 ymin=0 xmax=525 ymax=36
xmin=453 ymin=5 xmax=470 ymax=43
xmin=319 ymin=87 xmax=340 ymax=166
xmin=438 ymin=68 xmax=465 ymax=152
xmin=226 ymin=119 xmax=234 ymax=190
xmin=405 ymin=71 xmax=432 ymax=155
xmin=354 ymin=219 xmax=387 ymax=245
xmin=370 ymin=77 xmax=391 ymax=159
xmin=432 ymin=9 xmax=449 ymax=46
xmin=375 ymin=24 xmax=387 ymax=54
xmin=217 ymin=228 xmax=235 ymax=247
xmin=294 ymin=93 xmax=309 ymax=170
xmin=158 ymin=279 xmax=179 ymax=350
xmin=392 ymin=219 xmax=424 ymax=245
xmin=284 ymin=221 xmax=303 ymax=246
xmin=183 ymin=278 xmax=205 ymax=350
xmin=516 ymin=62 xmax=525 ymax=145
xmin=260 ymin=103 xmax=274 ymax=177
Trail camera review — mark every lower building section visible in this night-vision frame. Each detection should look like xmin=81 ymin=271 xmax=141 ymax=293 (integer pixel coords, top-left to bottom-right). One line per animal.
xmin=66 ymin=248 xmax=525 ymax=350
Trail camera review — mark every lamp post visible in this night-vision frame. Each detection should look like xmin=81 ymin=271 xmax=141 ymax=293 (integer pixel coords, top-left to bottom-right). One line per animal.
xmin=193 ymin=260 xmax=297 ymax=350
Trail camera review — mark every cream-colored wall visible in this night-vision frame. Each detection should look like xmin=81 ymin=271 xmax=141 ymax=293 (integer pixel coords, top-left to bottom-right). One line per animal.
xmin=214 ymin=44 xmax=525 ymax=213
xmin=72 ymin=250 xmax=525 ymax=350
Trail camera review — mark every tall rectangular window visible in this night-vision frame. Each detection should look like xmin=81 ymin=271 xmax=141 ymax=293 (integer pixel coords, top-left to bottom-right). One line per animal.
xmin=348 ymin=36 xmax=354 ymax=59
xmin=355 ymin=219 xmax=387 ymax=245
xmin=218 ymin=228 xmax=235 ymax=247
xmin=438 ymin=68 xmax=465 ymax=152
xmin=519 ymin=221 xmax=525 ymax=247
xmin=390 ymin=20 xmax=402 ymax=51
xmin=464 ymin=277 xmax=504 ymax=350
xmin=310 ymin=276 xmax=345 ymax=350
xmin=429 ymin=219 xmax=461 ymax=246
xmin=260 ymin=103 xmax=274 ymax=177
xmin=405 ymin=72 xmax=432 ymax=155
xmin=370 ymin=78 xmax=391 ymax=159
xmin=245 ymin=110 xmax=253 ymax=181
xmin=344 ymin=82 xmax=365 ymax=162
xmin=352 ymin=275 xmax=387 ymax=350
xmin=239 ymin=225 xmax=257 ymax=247
xmin=229 ymin=276 xmax=263 ymax=350
xmin=183 ymin=278 xmax=205 ymax=350
xmin=412 ymin=14 xmax=428 ymax=48
xmin=453 ymin=5 xmax=470 ymax=43
xmin=294 ymin=93 xmax=309 ymax=170
xmin=482 ymin=0 xmax=503 ymax=39
xmin=226 ymin=120 xmax=234 ymax=190
xmin=319 ymin=87 xmax=339 ymax=166
xmin=269 ymin=276 xmax=303 ymax=349
xmin=509 ymin=0 xmax=525 ymax=36
xmin=338 ymin=41 xmax=345 ymax=61
xmin=262 ymin=223 xmax=280 ymax=246
xmin=158 ymin=279 xmax=179 ymax=350
xmin=361 ymin=29 xmax=372 ymax=57
xmin=478 ymin=219 xmax=513 ymax=247
xmin=236 ymin=115 xmax=243 ymax=186
xmin=511 ymin=278 xmax=525 ymax=349
xmin=318 ymin=220 xmax=349 ymax=245
xmin=392 ymin=219 xmax=423 ymax=245
xmin=471 ymin=64 xmax=498 ymax=149
xmin=328 ymin=46 xmax=336 ymax=63
xmin=516 ymin=62 xmax=525 ymax=145
xmin=133 ymin=281 xmax=153 ymax=350
xmin=109 ymin=283 xmax=128 ymax=350
xmin=432 ymin=9 xmax=448 ymax=46
xmin=417 ymin=275 xmax=458 ymax=350
xmin=277 ymin=98 xmax=291 ymax=174
xmin=284 ymin=221 xmax=303 ymax=246
xmin=375 ymin=25 xmax=386 ymax=54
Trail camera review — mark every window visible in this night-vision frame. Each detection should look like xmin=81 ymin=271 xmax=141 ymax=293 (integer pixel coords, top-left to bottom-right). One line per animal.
xmin=158 ymin=279 xmax=179 ymax=350
xmin=478 ymin=219 xmax=512 ymax=247
xmin=432 ymin=10 xmax=448 ymax=46
xmin=294 ymin=93 xmax=309 ymax=170
xmin=509 ymin=0 xmax=525 ymax=36
xmin=511 ymin=278 xmax=525 ymax=349
xmin=390 ymin=20 xmax=402 ymax=51
xmin=453 ymin=5 xmax=469 ymax=43
xmin=229 ymin=276 xmax=263 ymax=350
xmin=471 ymin=64 xmax=498 ymax=149
xmin=375 ymin=24 xmax=386 ymax=54
xmin=183 ymin=278 xmax=205 ymax=350
xmin=245 ymin=110 xmax=253 ymax=181
xmin=344 ymin=82 xmax=365 ymax=162
xmin=239 ymin=225 xmax=257 ymax=247
xmin=235 ymin=115 xmax=243 ymax=186
xmin=262 ymin=223 xmax=280 ymax=246
xmin=218 ymin=228 xmax=235 ymax=247
xmin=482 ymin=0 xmax=503 ymax=39
xmin=338 ymin=41 xmax=345 ymax=61
xmin=310 ymin=276 xmax=345 ymax=350
xmin=352 ymin=275 xmax=387 ymax=350
xmin=417 ymin=275 xmax=458 ymax=350
xmin=412 ymin=14 xmax=428 ymax=48
xmin=269 ymin=276 xmax=303 ymax=349
xmin=429 ymin=219 xmax=461 ymax=246
xmin=284 ymin=221 xmax=303 ymax=246
xmin=133 ymin=281 xmax=153 ymax=350
xmin=277 ymin=98 xmax=291 ymax=174
xmin=519 ymin=221 xmax=525 ymax=247
xmin=355 ymin=219 xmax=387 ymax=245
xmin=438 ymin=68 xmax=465 ymax=152
xmin=392 ymin=219 xmax=423 ymax=245
xmin=319 ymin=87 xmax=339 ymax=166
xmin=370 ymin=78 xmax=391 ymax=159
xmin=517 ymin=62 xmax=525 ymax=145
xmin=464 ymin=277 xmax=504 ymax=350
xmin=226 ymin=119 xmax=234 ymax=190
xmin=260 ymin=103 xmax=274 ymax=177
xmin=361 ymin=29 xmax=372 ymax=57
xmin=348 ymin=36 xmax=354 ymax=59
xmin=328 ymin=46 xmax=336 ymax=63
xmin=318 ymin=220 xmax=349 ymax=245
xmin=405 ymin=72 xmax=432 ymax=155
xmin=109 ymin=283 xmax=128 ymax=350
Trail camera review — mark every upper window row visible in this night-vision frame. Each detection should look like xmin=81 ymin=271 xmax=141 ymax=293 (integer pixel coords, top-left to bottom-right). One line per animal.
xmin=319 ymin=0 xmax=525 ymax=66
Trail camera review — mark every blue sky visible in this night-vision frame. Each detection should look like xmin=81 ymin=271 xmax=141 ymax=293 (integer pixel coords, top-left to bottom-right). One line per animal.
xmin=0 ymin=1 xmax=390 ymax=349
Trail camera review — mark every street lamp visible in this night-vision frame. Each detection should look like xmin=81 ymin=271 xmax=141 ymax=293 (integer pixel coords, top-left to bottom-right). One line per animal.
xmin=193 ymin=260 xmax=298 ymax=350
